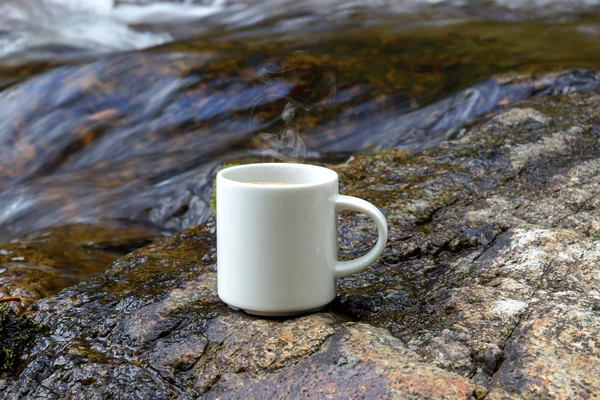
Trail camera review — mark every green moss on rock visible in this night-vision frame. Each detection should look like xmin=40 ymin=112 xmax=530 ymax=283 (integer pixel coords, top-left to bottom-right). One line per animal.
xmin=210 ymin=163 xmax=238 ymax=215
xmin=0 ymin=305 xmax=44 ymax=375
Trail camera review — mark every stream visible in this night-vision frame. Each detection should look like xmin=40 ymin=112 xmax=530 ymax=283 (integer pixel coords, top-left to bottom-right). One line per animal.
xmin=2 ymin=0 xmax=600 ymax=277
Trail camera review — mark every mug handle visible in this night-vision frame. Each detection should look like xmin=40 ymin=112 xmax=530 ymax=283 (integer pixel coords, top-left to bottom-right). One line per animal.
xmin=334 ymin=195 xmax=388 ymax=278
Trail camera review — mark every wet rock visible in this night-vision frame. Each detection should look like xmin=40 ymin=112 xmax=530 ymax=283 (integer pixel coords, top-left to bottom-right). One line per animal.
xmin=488 ymin=295 xmax=600 ymax=399
xmin=491 ymin=107 xmax=550 ymax=127
xmin=205 ymin=323 xmax=472 ymax=399
xmin=4 ymin=91 xmax=600 ymax=397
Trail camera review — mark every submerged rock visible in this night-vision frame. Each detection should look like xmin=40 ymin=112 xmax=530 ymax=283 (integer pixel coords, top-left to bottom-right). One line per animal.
xmin=3 ymin=91 xmax=600 ymax=398
xmin=0 ymin=223 xmax=162 ymax=311
xmin=1 ymin=37 xmax=600 ymax=240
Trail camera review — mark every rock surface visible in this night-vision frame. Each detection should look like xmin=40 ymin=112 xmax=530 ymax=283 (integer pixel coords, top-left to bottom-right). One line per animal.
xmin=3 ymin=91 xmax=600 ymax=398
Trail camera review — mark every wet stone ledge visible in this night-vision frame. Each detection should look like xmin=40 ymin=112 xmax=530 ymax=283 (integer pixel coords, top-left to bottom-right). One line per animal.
xmin=2 ymin=91 xmax=600 ymax=398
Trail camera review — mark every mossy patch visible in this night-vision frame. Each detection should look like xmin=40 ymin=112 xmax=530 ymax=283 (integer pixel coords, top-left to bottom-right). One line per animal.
xmin=0 ymin=305 xmax=45 ymax=375
xmin=210 ymin=163 xmax=238 ymax=215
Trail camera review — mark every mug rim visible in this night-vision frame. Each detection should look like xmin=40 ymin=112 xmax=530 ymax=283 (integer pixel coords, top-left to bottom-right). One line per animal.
xmin=217 ymin=163 xmax=338 ymax=189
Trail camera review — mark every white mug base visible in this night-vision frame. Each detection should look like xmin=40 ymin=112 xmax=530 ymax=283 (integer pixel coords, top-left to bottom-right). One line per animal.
xmin=227 ymin=304 xmax=327 ymax=317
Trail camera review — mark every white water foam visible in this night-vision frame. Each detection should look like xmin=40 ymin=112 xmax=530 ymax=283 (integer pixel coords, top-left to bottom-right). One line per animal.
xmin=0 ymin=0 xmax=223 ymax=59
xmin=2 ymin=0 xmax=600 ymax=60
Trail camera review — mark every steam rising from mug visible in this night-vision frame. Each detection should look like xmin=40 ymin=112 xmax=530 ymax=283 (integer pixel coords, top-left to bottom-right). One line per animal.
xmin=250 ymin=59 xmax=336 ymax=163
xmin=253 ymin=100 xmax=307 ymax=163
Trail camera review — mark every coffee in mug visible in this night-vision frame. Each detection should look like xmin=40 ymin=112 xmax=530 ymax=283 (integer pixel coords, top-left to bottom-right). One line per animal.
xmin=246 ymin=181 xmax=293 ymax=185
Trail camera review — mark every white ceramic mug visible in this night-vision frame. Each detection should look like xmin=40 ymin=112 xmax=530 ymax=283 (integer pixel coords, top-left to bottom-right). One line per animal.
xmin=216 ymin=163 xmax=388 ymax=316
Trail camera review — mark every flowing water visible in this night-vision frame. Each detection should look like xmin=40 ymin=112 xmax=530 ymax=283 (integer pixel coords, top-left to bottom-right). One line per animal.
xmin=2 ymin=0 xmax=600 ymax=245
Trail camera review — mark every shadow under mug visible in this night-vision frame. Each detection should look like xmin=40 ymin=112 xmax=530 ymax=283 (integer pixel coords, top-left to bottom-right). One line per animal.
xmin=217 ymin=163 xmax=388 ymax=316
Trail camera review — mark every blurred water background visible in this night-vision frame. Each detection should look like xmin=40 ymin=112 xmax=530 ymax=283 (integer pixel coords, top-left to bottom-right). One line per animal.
xmin=2 ymin=0 xmax=600 ymax=241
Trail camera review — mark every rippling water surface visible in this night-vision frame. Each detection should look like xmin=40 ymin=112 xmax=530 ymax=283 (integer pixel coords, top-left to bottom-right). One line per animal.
xmin=2 ymin=0 xmax=600 ymax=241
